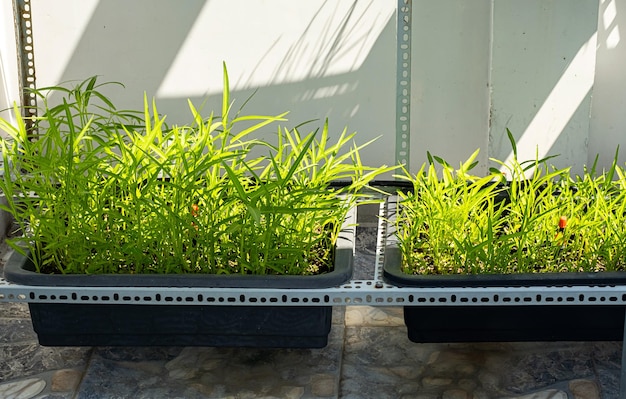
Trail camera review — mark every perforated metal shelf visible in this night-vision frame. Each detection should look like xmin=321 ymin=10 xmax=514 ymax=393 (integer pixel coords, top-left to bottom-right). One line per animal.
xmin=3 ymin=199 xmax=626 ymax=307
xmin=8 ymin=1 xmax=622 ymax=309
xmin=4 ymin=278 xmax=626 ymax=307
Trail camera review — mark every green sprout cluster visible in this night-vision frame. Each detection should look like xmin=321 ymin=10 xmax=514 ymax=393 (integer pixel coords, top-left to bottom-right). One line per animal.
xmin=0 ymin=66 xmax=391 ymax=275
xmin=396 ymin=130 xmax=626 ymax=275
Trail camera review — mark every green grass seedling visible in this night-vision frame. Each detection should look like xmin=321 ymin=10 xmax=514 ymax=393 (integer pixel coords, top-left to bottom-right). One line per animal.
xmin=0 ymin=66 xmax=394 ymax=275
xmin=396 ymin=138 xmax=626 ymax=275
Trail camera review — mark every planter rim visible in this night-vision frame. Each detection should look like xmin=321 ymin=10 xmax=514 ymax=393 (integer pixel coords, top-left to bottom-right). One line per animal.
xmin=382 ymin=193 xmax=626 ymax=287
xmin=383 ymin=246 xmax=626 ymax=287
xmin=3 ymin=209 xmax=355 ymax=289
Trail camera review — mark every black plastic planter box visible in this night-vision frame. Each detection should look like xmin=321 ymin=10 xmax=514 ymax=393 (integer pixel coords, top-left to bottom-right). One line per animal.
xmin=25 ymin=303 xmax=335 ymax=348
xmin=3 ymin=209 xmax=355 ymax=348
xmin=401 ymin=305 xmax=625 ymax=343
xmin=385 ymin=248 xmax=625 ymax=342
xmin=382 ymin=197 xmax=626 ymax=343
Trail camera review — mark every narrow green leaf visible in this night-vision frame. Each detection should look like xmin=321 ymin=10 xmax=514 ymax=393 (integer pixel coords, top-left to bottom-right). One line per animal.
xmin=222 ymin=62 xmax=230 ymax=127
xmin=506 ymin=128 xmax=517 ymax=159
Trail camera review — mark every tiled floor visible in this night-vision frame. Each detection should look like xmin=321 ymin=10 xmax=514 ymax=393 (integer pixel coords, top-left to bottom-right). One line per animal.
xmin=0 ymin=227 xmax=623 ymax=398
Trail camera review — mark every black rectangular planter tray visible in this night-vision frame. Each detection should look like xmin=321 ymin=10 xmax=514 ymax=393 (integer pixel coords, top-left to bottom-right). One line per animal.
xmin=403 ymin=305 xmax=625 ymax=343
xmin=384 ymin=247 xmax=626 ymax=342
xmin=3 ymin=209 xmax=355 ymax=348
xmin=28 ymin=303 xmax=334 ymax=348
xmin=383 ymin=201 xmax=626 ymax=342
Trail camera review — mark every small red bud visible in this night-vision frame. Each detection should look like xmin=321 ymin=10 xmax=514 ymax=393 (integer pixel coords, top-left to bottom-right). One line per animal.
xmin=558 ymin=216 xmax=567 ymax=230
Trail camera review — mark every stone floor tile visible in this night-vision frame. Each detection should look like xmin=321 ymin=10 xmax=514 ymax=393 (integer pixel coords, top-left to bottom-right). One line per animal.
xmin=353 ymin=227 xmax=377 ymax=281
xmin=79 ymin=327 xmax=344 ymax=398
xmin=0 ymin=318 xmax=38 ymax=344
xmin=0 ymin=369 xmax=86 ymax=399
xmin=0 ymin=343 xmax=92 ymax=384
xmin=441 ymin=389 xmax=471 ymax=399
xmin=341 ymin=326 xmax=435 ymax=398
xmin=0 ymin=377 xmax=46 ymax=399
xmin=0 ymin=302 xmax=31 ymax=319
xmin=355 ymin=226 xmax=377 ymax=254
xmin=594 ymin=368 xmax=620 ymax=399
xmin=591 ymin=342 xmax=622 ymax=373
xmin=589 ymin=341 xmax=621 ymax=399
xmin=344 ymin=306 xmax=404 ymax=327
xmin=568 ymin=379 xmax=600 ymax=399
xmin=352 ymin=253 xmax=376 ymax=281
xmin=332 ymin=307 xmax=346 ymax=325
xmin=93 ymin=346 xmax=184 ymax=363
xmin=341 ymin=328 xmax=624 ymax=399
xmin=493 ymin=343 xmax=597 ymax=394
xmin=500 ymin=389 xmax=569 ymax=399
xmin=50 ymin=368 xmax=84 ymax=392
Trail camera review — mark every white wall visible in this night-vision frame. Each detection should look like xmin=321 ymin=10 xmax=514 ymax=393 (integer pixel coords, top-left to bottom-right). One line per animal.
xmin=409 ymin=0 xmax=614 ymax=176
xmin=2 ymin=0 xmax=626 ymax=175
xmin=19 ymin=0 xmax=398 ymax=169
xmin=409 ymin=0 xmax=492 ymax=173
xmin=0 ymin=0 xmax=19 ymax=129
xmin=489 ymin=0 xmax=598 ymax=175
xmin=590 ymin=0 xmax=626 ymax=171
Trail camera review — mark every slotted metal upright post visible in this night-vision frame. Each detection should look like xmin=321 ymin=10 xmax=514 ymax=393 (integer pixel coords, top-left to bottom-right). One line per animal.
xmin=12 ymin=0 xmax=37 ymax=136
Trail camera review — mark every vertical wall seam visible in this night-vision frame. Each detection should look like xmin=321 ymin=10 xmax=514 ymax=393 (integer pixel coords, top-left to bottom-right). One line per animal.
xmin=395 ymin=0 xmax=411 ymax=170
xmin=486 ymin=0 xmax=495 ymax=174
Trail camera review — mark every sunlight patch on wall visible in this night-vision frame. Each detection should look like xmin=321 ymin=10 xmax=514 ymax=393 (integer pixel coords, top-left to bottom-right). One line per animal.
xmin=297 ymin=82 xmax=358 ymax=102
xmin=501 ymin=32 xmax=597 ymax=172
xmin=156 ymin=0 xmax=394 ymax=98
xmin=0 ymin=1 xmax=19 ymax=118
xmin=31 ymin=0 xmax=99 ymax=86
xmin=602 ymin=0 xmax=621 ymax=49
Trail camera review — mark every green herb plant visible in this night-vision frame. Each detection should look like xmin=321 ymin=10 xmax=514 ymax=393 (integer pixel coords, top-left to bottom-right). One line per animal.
xmin=396 ymin=130 xmax=626 ymax=275
xmin=0 ymin=65 xmax=392 ymax=275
